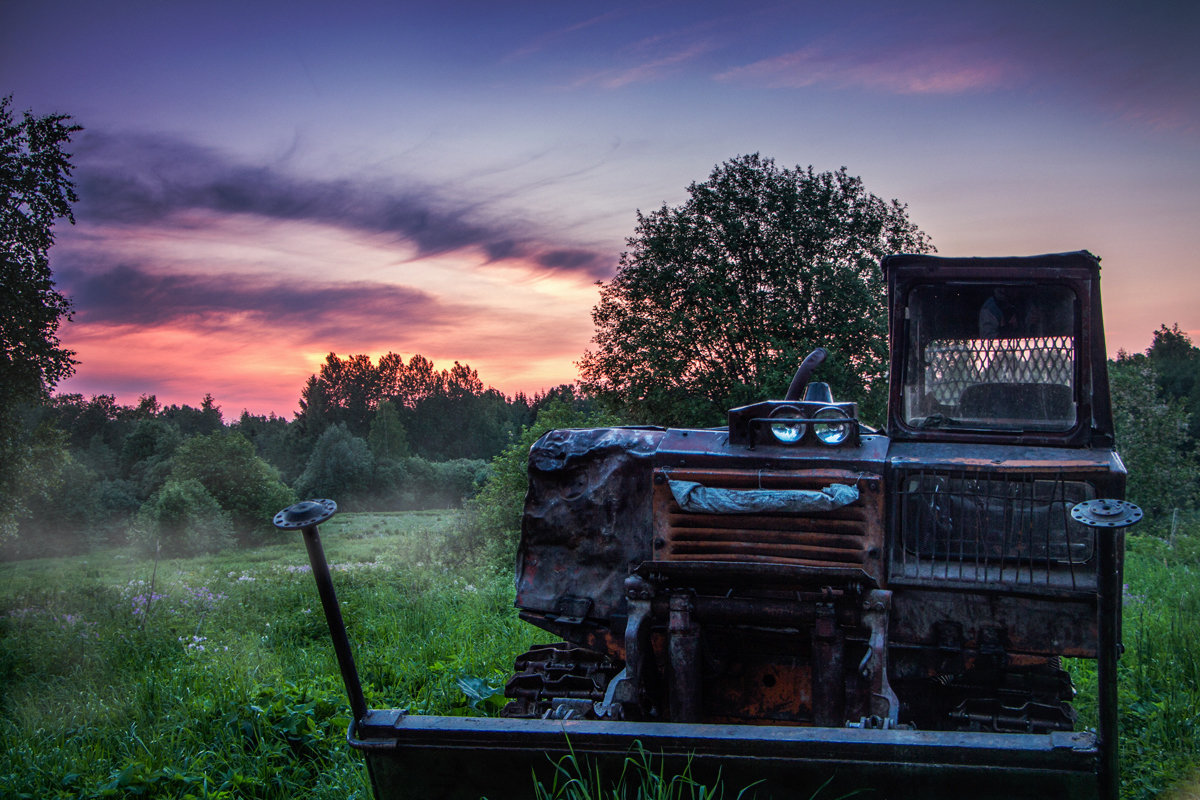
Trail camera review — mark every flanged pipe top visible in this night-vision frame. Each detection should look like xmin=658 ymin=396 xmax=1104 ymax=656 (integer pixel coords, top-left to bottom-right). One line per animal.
xmin=274 ymin=499 xmax=338 ymax=530
xmin=1071 ymin=498 xmax=1143 ymax=528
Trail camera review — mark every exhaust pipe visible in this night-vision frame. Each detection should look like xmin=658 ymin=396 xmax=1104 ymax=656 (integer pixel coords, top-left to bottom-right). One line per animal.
xmin=784 ymin=348 xmax=828 ymax=401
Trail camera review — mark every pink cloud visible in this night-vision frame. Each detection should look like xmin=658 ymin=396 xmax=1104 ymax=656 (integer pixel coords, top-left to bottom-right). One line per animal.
xmin=717 ymin=44 xmax=1025 ymax=95
xmin=507 ymin=10 xmax=629 ymax=61
xmin=54 ymin=259 xmax=597 ymax=417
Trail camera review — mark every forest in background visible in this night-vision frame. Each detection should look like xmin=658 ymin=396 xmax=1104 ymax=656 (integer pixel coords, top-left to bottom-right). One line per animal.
xmin=2 ymin=351 xmax=600 ymax=561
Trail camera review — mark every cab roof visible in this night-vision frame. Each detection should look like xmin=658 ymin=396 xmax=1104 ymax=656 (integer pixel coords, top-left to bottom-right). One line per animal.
xmin=881 ymin=250 xmax=1100 ymax=278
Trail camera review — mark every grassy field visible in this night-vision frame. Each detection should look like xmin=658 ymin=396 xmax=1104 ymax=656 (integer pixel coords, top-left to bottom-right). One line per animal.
xmin=2 ymin=511 xmax=1198 ymax=799
xmin=0 ymin=511 xmax=535 ymax=799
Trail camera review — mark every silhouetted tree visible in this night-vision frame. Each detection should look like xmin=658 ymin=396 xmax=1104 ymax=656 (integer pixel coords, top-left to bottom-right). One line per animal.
xmin=298 ymin=352 xmax=524 ymax=461
xmin=579 ymin=154 xmax=933 ymax=426
xmin=159 ymin=396 xmax=223 ymax=438
xmin=368 ymin=400 xmax=410 ymax=460
xmin=0 ymin=97 xmax=81 ymax=541
xmin=119 ymin=417 xmax=182 ymax=499
xmin=1145 ymin=324 xmax=1200 ymax=443
xmin=232 ymin=410 xmax=304 ymax=482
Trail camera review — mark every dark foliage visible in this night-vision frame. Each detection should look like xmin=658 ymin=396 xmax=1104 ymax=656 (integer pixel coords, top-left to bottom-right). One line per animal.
xmin=131 ymin=477 xmax=235 ymax=557
xmin=0 ymin=97 xmax=81 ymax=541
xmin=1144 ymin=323 xmax=1200 ymax=445
xmin=297 ymin=352 xmax=529 ymax=460
xmin=579 ymin=154 xmax=933 ymax=426
xmin=1112 ymin=327 xmax=1200 ymax=515
xmin=169 ymin=431 xmax=295 ymax=540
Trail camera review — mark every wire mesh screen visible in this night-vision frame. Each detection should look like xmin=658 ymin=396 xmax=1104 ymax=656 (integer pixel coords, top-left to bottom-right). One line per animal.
xmin=892 ymin=470 xmax=1096 ymax=588
xmin=923 ymin=336 xmax=1075 ymax=405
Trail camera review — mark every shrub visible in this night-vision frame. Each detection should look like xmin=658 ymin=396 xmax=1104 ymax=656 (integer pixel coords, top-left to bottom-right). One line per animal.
xmin=293 ymin=424 xmax=374 ymax=508
xmin=132 ymin=478 xmax=236 ymax=556
xmin=170 ymin=431 xmax=295 ymax=537
xmin=399 ymin=457 xmax=489 ymax=509
xmin=370 ymin=457 xmax=410 ymax=508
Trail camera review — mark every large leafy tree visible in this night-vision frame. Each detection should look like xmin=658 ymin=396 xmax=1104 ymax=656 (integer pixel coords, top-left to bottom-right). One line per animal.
xmin=579 ymin=154 xmax=933 ymax=426
xmin=0 ymin=97 xmax=81 ymax=541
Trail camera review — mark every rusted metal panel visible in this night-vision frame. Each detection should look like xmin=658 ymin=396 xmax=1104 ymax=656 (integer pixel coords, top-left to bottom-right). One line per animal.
xmin=890 ymin=589 xmax=1100 ymax=658
xmin=516 ymin=427 xmax=665 ymax=621
xmin=651 ymin=467 xmax=886 ymax=584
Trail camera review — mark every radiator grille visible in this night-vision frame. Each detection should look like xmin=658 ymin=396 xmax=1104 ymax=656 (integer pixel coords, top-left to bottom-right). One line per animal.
xmin=892 ymin=469 xmax=1097 ymax=588
xmin=653 ymin=468 xmax=883 ymax=582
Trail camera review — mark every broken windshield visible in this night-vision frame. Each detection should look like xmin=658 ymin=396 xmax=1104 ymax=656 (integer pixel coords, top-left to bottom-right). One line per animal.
xmin=902 ymin=284 xmax=1078 ymax=432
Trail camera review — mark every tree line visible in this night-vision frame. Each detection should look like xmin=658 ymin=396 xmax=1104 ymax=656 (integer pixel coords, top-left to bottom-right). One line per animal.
xmin=2 ymin=356 xmax=592 ymax=559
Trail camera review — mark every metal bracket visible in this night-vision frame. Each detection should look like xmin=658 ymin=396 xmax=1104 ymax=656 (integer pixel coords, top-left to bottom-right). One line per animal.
xmin=859 ymin=589 xmax=899 ymax=727
xmin=616 ymin=575 xmax=655 ymax=718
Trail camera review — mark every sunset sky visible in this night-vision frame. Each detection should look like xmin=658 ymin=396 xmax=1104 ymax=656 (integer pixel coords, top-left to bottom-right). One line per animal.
xmin=4 ymin=0 xmax=1198 ymax=418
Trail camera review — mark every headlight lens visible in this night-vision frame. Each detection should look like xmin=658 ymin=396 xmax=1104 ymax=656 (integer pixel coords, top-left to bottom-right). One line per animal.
xmin=769 ymin=406 xmax=805 ymax=444
xmin=813 ymin=406 xmax=852 ymax=446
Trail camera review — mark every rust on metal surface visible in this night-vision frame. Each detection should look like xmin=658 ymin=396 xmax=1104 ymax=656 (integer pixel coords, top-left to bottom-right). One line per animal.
xmin=651 ymin=467 xmax=885 ymax=582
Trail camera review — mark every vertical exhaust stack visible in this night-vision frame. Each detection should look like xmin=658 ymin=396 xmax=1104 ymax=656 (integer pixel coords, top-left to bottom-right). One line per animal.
xmin=784 ymin=347 xmax=828 ymax=401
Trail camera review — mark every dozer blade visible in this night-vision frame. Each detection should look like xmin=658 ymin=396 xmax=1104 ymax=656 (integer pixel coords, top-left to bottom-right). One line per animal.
xmin=352 ymin=711 xmax=1103 ymax=800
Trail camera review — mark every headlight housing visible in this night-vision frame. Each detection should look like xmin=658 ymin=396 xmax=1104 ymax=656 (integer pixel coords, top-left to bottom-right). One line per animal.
xmin=768 ymin=405 xmax=805 ymax=444
xmin=727 ymin=399 xmax=860 ymax=448
xmin=813 ymin=406 xmax=852 ymax=446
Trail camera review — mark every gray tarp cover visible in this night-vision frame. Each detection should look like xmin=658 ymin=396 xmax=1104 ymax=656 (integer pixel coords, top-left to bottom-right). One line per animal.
xmin=668 ymin=480 xmax=859 ymax=514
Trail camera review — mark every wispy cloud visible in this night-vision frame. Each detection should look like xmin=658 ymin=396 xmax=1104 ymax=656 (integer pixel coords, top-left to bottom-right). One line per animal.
xmin=73 ymin=131 xmax=616 ymax=280
xmin=572 ymin=41 xmax=717 ymax=90
xmin=507 ymin=10 xmax=629 ymax=61
xmin=717 ymin=42 xmax=1023 ymax=95
xmin=713 ymin=1 xmax=1200 ymax=131
xmin=57 ymin=261 xmax=459 ymax=343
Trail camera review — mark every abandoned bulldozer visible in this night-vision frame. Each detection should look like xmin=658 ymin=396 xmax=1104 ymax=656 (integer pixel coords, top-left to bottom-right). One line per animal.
xmin=278 ymin=251 xmax=1140 ymax=799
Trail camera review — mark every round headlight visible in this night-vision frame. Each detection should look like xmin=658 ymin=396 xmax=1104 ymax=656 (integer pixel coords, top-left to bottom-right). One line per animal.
xmin=769 ymin=406 xmax=806 ymax=445
xmin=813 ymin=406 xmax=852 ymax=446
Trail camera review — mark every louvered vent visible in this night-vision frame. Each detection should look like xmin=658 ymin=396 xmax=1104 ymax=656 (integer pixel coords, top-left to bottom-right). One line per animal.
xmin=652 ymin=468 xmax=884 ymax=582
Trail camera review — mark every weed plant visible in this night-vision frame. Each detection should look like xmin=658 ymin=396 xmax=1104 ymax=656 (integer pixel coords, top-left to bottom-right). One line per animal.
xmin=532 ymin=741 xmax=758 ymax=800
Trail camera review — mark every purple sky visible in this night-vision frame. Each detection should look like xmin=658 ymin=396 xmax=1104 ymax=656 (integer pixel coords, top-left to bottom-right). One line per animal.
xmin=4 ymin=0 xmax=1198 ymax=417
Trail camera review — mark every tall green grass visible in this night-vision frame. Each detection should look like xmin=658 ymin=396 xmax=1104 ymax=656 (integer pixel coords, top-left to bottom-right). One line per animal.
xmin=1110 ymin=527 xmax=1200 ymax=799
xmin=0 ymin=511 xmax=532 ymax=799
xmin=2 ymin=512 xmax=1199 ymax=798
